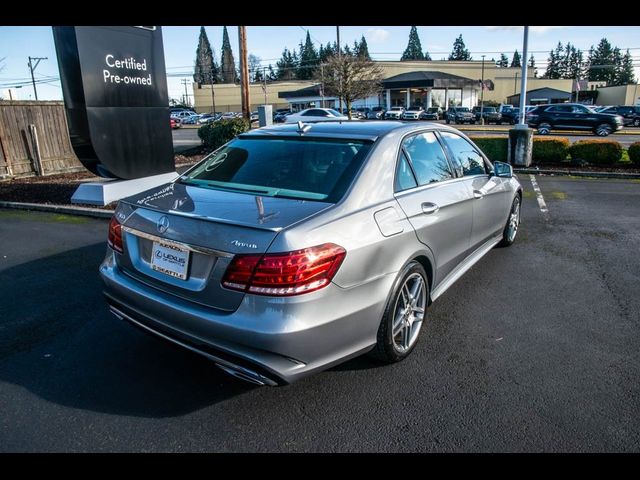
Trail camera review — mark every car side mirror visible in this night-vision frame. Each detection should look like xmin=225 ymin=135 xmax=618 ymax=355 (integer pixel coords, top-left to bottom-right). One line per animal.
xmin=493 ymin=161 xmax=513 ymax=178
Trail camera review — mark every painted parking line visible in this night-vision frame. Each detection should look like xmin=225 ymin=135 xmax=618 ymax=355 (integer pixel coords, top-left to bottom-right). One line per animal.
xmin=529 ymin=174 xmax=549 ymax=221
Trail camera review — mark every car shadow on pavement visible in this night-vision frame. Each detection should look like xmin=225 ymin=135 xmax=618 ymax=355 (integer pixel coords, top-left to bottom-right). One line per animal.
xmin=0 ymin=243 xmax=256 ymax=419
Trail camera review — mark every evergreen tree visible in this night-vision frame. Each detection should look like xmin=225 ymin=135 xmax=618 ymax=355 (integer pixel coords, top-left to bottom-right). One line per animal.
xmin=359 ymin=36 xmax=371 ymax=60
xmin=267 ymin=64 xmax=277 ymax=81
xmin=276 ymin=48 xmax=297 ymax=80
xmin=528 ymin=55 xmax=537 ymax=77
xmin=587 ymin=38 xmax=618 ymax=84
xmin=297 ymin=32 xmax=319 ymax=80
xmin=448 ymin=34 xmax=472 ymax=61
xmin=193 ymin=26 xmax=219 ymax=85
xmin=544 ymin=42 xmax=563 ymax=79
xmin=220 ymin=26 xmax=237 ymax=83
xmin=617 ymin=49 xmax=636 ymax=84
xmin=563 ymin=43 xmax=584 ymax=80
xmin=424 ymin=50 xmax=432 ymax=61
xmin=401 ymin=26 xmax=425 ymax=61
xmin=510 ymin=50 xmax=522 ymax=68
xmin=497 ymin=53 xmax=509 ymax=68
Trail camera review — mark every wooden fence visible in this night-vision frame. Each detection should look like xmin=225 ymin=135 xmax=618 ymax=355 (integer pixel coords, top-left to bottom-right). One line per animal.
xmin=0 ymin=100 xmax=84 ymax=177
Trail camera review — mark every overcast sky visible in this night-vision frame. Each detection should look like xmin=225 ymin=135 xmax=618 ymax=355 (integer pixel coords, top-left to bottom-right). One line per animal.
xmin=1 ymin=26 xmax=638 ymax=101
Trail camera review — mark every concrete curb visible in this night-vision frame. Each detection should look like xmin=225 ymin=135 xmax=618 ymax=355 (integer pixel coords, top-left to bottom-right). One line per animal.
xmin=456 ymin=126 xmax=640 ymax=136
xmin=0 ymin=201 xmax=114 ymax=219
xmin=514 ymin=168 xmax=640 ymax=179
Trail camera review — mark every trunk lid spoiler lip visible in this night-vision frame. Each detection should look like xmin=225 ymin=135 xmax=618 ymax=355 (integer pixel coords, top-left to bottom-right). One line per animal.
xmin=119 ymin=198 xmax=286 ymax=233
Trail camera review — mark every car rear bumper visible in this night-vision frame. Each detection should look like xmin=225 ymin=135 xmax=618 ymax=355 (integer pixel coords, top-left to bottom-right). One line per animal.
xmin=99 ymin=251 xmax=394 ymax=385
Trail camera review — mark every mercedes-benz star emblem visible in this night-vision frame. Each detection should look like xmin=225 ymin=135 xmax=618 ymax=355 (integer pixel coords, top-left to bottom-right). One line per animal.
xmin=157 ymin=216 xmax=170 ymax=234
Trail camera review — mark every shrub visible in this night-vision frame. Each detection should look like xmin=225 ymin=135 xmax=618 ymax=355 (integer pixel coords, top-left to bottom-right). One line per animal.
xmin=198 ymin=118 xmax=250 ymax=150
xmin=532 ymin=137 xmax=570 ymax=164
xmin=568 ymin=139 xmax=623 ymax=165
xmin=629 ymin=142 xmax=640 ymax=165
xmin=469 ymin=136 xmax=508 ymax=162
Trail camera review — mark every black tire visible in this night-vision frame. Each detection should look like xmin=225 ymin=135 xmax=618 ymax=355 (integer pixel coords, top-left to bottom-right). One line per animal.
xmin=498 ymin=194 xmax=521 ymax=247
xmin=446 ymin=118 xmax=450 ymax=124
xmin=537 ymin=122 xmax=552 ymax=135
xmin=594 ymin=123 xmax=613 ymax=137
xmin=369 ymin=261 xmax=428 ymax=363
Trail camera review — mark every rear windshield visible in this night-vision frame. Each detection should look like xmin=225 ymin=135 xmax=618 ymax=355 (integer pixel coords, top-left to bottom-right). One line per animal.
xmin=179 ymin=137 xmax=372 ymax=203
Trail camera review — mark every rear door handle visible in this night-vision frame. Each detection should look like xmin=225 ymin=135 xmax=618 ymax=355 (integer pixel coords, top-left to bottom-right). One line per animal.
xmin=421 ymin=202 xmax=439 ymax=214
xmin=473 ymin=190 xmax=484 ymax=199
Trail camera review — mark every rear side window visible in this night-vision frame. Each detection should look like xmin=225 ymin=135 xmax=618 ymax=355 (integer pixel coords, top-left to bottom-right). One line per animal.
xmin=440 ymin=132 xmax=487 ymax=176
xmin=395 ymin=151 xmax=418 ymax=192
xmin=402 ymin=132 xmax=453 ymax=185
xmin=181 ymin=137 xmax=372 ymax=203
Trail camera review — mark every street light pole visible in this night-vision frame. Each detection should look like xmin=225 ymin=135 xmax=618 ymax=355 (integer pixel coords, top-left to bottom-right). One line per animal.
xmin=337 ymin=26 xmax=342 ymax=113
xmin=517 ymin=26 xmax=530 ymax=126
xmin=480 ymin=55 xmax=486 ymax=125
xmin=263 ymin=66 xmax=268 ymax=105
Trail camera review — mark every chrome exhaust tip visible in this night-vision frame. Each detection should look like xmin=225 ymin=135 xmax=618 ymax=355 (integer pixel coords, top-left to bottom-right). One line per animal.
xmin=215 ymin=363 xmax=276 ymax=386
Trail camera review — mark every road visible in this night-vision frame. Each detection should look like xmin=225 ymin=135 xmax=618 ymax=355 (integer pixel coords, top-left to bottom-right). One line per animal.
xmin=455 ymin=125 xmax=640 ymax=147
xmin=172 ymin=127 xmax=201 ymax=153
xmin=1 ymin=176 xmax=639 ymax=452
xmin=173 ymin=123 xmax=640 ymax=148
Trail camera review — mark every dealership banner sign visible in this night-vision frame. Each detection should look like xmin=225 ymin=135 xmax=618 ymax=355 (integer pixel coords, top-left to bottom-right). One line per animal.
xmin=53 ymin=26 xmax=174 ymax=179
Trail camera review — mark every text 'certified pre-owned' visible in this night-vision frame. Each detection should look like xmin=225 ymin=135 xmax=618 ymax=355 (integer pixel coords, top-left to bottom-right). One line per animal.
xmin=103 ymin=54 xmax=153 ymax=86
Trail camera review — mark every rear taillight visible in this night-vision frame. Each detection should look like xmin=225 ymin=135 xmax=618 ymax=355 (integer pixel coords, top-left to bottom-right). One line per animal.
xmin=222 ymin=243 xmax=346 ymax=296
xmin=107 ymin=216 xmax=123 ymax=253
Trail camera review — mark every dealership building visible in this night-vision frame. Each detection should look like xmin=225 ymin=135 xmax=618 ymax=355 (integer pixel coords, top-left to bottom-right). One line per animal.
xmin=192 ymin=60 xmax=639 ymax=112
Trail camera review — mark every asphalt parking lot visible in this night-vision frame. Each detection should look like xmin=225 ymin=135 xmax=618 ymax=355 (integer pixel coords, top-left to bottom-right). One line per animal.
xmin=0 ymin=175 xmax=639 ymax=452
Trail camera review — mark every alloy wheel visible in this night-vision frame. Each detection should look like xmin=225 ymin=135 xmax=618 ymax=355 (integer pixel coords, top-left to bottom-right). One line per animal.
xmin=507 ymin=196 xmax=521 ymax=242
xmin=391 ymin=273 xmax=426 ymax=353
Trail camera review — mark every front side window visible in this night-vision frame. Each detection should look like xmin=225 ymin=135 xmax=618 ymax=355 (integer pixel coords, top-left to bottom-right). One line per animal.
xmin=440 ymin=132 xmax=487 ymax=177
xmin=402 ymin=132 xmax=453 ymax=185
xmin=181 ymin=137 xmax=372 ymax=203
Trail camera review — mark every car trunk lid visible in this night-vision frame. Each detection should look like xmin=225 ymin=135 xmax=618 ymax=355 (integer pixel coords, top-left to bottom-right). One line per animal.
xmin=114 ymin=181 xmax=333 ymax=311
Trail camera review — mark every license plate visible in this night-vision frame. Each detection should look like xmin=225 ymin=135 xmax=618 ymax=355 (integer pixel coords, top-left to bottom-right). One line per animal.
xmin=150 ymin=241 xmax=190 ymax=280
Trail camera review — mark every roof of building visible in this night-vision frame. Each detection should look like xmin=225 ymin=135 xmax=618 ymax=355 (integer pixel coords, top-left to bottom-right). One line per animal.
xmin=382 ymin=71 xmax=493 ymax=90
xmin=507 ymin=87 xmax=572 ymax=100
xmin=278 ymin=84 xmax=323 ymax=99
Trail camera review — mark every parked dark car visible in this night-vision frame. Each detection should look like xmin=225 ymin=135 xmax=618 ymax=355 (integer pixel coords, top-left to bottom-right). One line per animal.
xmin=367 ymin=106 xmax=386 ymax=119
xmin=420 ymin=109 xmax=439 ymax=121
xmin=526 ymin=103 xmax=624 ymax=136
xmin=425 ymin=107 xmax=443 ymax=120
xmin=445 ymin=107 xmax=475 ymax=124
xmin=598 ymin=105 xmax=640 ymax=127
xmin=273 ymin=110 xmax=294 ymax=123
xmin=472 ymin=106 xmax=503 ymax=124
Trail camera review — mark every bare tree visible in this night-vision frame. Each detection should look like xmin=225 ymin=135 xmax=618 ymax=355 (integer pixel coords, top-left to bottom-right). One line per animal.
xmin=320 ymin=54 xmax=384 ymax=120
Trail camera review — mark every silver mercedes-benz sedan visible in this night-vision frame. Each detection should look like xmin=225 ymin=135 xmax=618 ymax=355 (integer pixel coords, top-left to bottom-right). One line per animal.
xmin=100 ymin=121 xmax=522 ymax=386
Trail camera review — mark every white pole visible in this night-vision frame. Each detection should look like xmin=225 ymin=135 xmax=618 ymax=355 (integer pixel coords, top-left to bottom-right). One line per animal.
xmin=517 ymin=26 xmax=530 ymax=127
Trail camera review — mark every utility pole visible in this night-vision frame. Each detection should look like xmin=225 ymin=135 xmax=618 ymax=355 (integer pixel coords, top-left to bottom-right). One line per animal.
xmin=181 ymin=78 xmax=190 ymax=107
xmin=480 ymin=55 xmax=486 ymax=125
xmin=337 ymin=26 xmax=342 ymax=113
xmin=28 ymin=56 xmax=47 ymax=101
xmin=209 ymin=71 xmax=217 ymax=114
xmin=238 ymin=26 xmax=250 ymax=120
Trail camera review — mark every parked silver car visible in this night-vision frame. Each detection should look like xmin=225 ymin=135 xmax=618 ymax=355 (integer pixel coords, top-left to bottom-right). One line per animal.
xmin=100 ymin=121 xmax=522 ymax=386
